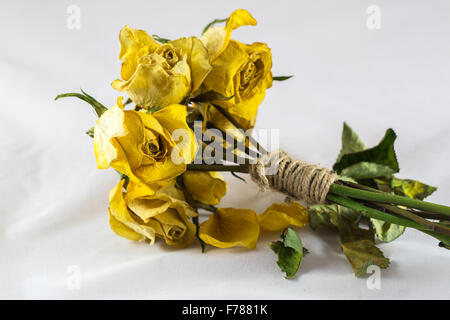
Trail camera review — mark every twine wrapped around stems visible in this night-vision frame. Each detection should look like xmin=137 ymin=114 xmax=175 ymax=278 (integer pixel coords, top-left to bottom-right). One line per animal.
xmin=249 ymin=150 xmax=338 ymax=204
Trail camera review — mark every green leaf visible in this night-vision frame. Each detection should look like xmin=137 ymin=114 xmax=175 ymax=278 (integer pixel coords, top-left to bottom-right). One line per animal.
xmin=55 ymin=89 xmax=108 ymax=117
xmin=375 ymin=176 xmax=437 ymax=201
xmin=309 ymin=203 xmax=389 ymax=276
xmin=116 ymin=171 xmax=130 ymax=189
xmin=340 ymin=162 xmax=396 ymax=180
xmin=337 ymin=175 xmax=358 ymax=184
xmin=85 ymin=127 xmax=94 ymax=138
xmin=338 ymin=220 xmax=390 ymax=276
xmin=269 ymin=228 xmax=306 ymax=279
xmin=282 ymin=228 xmax=303 ymax=252
xmin=273 ymin=75 xmax=294 ymax=81
xmin=202 ymin=18 xmax=227 ymax=35
xmin=152 ymin=34 xmax=170 ymax=44
xmin=439 ymin=241 xmax=450 ymax=250
xmin=308 ymin=204 xmax=360 ymax=230
xmin=308 ymin=200 xmax=391 ymax=276
xmin=370 ymin=218 xmax=405 ymax=242
xmin=124 ymin=98 xmax=133 ymax=106
xmin=146 ymin=106 xmax=164 ymax=114
xmin=336 ymin=122 xmax=366 ymax=162
xmin=191 ymin=90 xmax=233 ymax=103
xmin=391 ymin=177 xmax=437 ymax=200
xmin=333 ymin=128 xmax=399 ymax=179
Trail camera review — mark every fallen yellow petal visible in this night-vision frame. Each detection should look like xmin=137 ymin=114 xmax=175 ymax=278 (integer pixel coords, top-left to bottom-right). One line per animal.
xmin=259 ymin=202 xmax=309 ymax=232
xmin=199 ymin=208 xmax=260 ymax=249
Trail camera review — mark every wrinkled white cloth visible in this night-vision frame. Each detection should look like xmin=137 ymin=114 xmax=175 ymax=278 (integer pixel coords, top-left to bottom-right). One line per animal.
xmin=1 ymin=0 xmax=449 ymax=299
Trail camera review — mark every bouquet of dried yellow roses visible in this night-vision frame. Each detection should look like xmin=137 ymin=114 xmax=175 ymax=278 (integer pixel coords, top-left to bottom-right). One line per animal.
xmin=57 ymin=9 xmax=450 ymax=278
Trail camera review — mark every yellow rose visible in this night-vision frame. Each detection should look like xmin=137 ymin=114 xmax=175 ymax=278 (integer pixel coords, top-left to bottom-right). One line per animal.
xmin=182 ymin=171 xmax=227 ymax=205
xmin=201 ymin=9 xmax=273 ymax=129
xmin=109 ymin=179 xmax=197 ymax=248
xmin=94 ymin=97 xmax=196 ymax=190
xmin=112 ymin=25 xmax=211 ymax=109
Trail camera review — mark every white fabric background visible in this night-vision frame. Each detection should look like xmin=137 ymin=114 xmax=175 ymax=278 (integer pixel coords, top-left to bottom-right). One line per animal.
xmin=1 ymin=0 xmax=449 ymax=299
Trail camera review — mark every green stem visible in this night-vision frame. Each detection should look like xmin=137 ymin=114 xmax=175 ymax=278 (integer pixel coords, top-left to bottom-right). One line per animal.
xmin=55 ymin=91 xmax=107 ymax=117
xmin=187 ymin=163 xmax=249 ymax=173
xmin=373 ymin=202 xmax=450 ymax=235
xmin=412 ymin=210 xmax=450 ymax=221
xmin=211 ymin=104 xmax=268 ymax=155
xmin=329 ymin=183 xmax=450 ymax=217
xmin=195 ymin=201 xmax=217 ymax=213
xmin=175 ymin=176 xmax=205 ymax=252
xmin=205 ymin=122 xmax=260 ymax=158
xmin=327 ymin=194 xmax=450 ymax=245
xmin=339 ymin=181 xmax=450 ymax=221
xmin=202 ymin=18 xmax=227 ymax=35
xmin=372 ymin=202 xmax=434 ymax=228
xmin=201 ymin=141 xmax=252 ymax=165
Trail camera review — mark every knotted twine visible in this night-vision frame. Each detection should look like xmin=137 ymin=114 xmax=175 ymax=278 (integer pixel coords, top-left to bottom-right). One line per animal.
xmin=249 ymin=150 xmax=338 ymax=204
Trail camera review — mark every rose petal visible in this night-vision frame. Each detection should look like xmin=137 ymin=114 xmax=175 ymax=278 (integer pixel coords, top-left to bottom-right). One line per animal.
xmin=259 ymin=202 xmax=309 ymax=232
xmin=169 ymin=37 xmax=212 ymax=93
xmin=199 ymin=208 xmax=260 ymax=249
xmin=183 ymin=171 xmax=227 ymax=205
xmin=117 ymin=25 xmax=160 ymax=80
xmin=202 ymin=9 xmax=257 ymax=58
xmin=108 ymin=180 xmax=157 ymax=243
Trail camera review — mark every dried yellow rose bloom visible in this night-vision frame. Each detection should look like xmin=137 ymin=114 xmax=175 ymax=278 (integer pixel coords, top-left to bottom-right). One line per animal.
xmin=112 ymin=25 xmax=211 ymax=109
xmin=94 ymin=97 xmax=196 ymax=190
xmin=109 ymin=180 xmax=197 ymax=248
xmin=201 ymin=9 xmax=273 ymax=129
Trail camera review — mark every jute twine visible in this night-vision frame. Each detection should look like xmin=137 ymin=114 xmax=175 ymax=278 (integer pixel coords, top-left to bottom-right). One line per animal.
xmin=249 ymin=150 xmax=338 ymax=204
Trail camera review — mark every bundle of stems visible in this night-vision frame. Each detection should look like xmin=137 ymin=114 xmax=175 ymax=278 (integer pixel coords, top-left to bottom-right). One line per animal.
xmin=187 ymin=104 xmax=450 ymax=247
